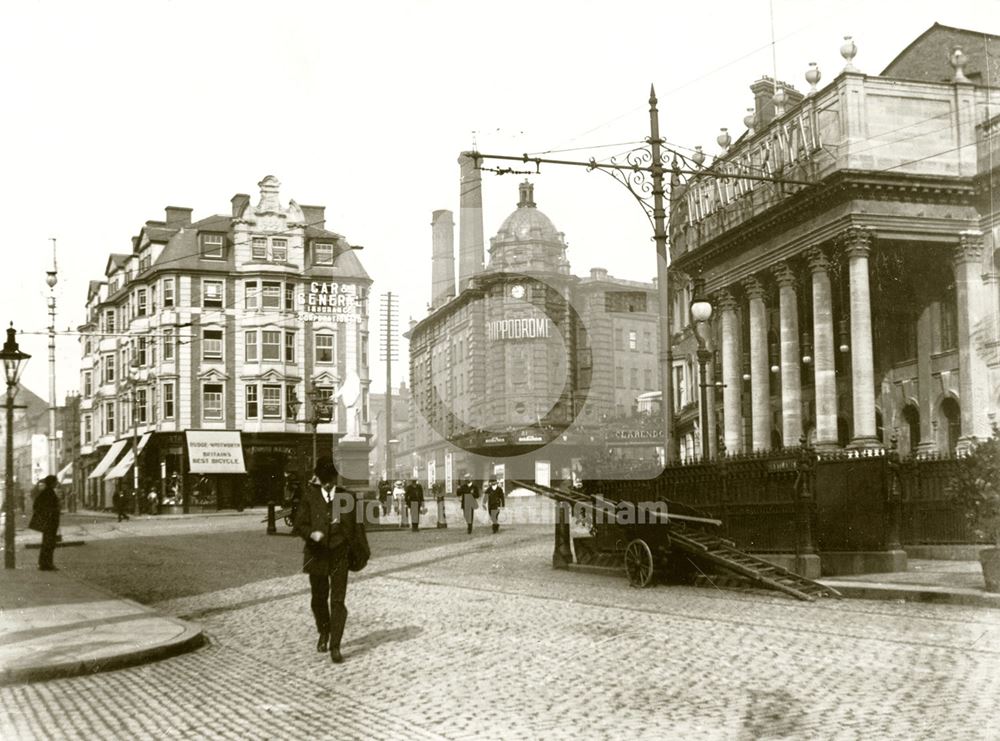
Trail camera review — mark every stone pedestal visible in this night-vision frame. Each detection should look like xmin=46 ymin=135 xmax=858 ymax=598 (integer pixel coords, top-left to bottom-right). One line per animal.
xmin=819 ymin=549 xmax=907 ymax=576
xmin=335 ymin=439 xmax=371 ymax=489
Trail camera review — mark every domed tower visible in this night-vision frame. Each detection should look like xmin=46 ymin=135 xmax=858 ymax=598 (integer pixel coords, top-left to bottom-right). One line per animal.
xmin=488 ymin=181 xmax=569 ymax=275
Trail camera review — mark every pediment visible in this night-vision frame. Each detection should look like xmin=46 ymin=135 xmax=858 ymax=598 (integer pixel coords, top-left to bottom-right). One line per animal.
xmin=197 ymin=368 xmax=230 ymax=382
xmin=312 ymin=371 xmax=338 ymax=386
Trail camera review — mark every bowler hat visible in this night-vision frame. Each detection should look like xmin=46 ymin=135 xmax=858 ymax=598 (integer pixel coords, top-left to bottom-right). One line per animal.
xmin=42 ymin=475 xmax=59 ymax=486
xmin=314 ymin=459 xmax=339 ymax=481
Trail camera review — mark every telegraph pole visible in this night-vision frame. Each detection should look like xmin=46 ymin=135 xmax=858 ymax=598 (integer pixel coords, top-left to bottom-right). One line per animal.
xmin=46 ymin=238 xmax=59 ymax=480
xmin=379 ymin=292 xmax=399 ymax=480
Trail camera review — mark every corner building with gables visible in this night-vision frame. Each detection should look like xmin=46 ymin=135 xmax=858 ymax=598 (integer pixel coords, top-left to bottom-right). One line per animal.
xmin=77 ymin=176 xmax=371 ymax=510
xmin=670 ymin=24 xmax=1000 ymax=458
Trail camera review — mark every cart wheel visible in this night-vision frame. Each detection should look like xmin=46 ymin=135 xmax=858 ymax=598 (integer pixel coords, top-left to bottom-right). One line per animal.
xmin=625 ymin=539 xmax=654 ymax=588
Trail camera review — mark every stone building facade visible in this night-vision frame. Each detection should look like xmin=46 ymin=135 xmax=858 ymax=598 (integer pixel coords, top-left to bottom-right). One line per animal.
xmin=669 ymin=25 xmax=1000 ymax=458
xmin=407 ymin=176 xmax=662 ymax=488
xmin=77 ymin=176 xmax=372 ymax=509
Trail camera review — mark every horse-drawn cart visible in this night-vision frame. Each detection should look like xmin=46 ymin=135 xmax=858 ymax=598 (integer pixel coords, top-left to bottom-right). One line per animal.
xmin=510 ymin=479 xmax=840 ymax=601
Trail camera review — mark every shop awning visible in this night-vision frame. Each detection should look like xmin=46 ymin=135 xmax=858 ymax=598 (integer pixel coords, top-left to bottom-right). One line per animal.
xmin=88 ymin=439 xmax=128 ymax=479
xmin=57 ymin=462 xmax=73 ymax=485
xmin=186 ymin=430 xmax=246 ymax=474
xmin=104 ymin=433 xmax=152 ymax=481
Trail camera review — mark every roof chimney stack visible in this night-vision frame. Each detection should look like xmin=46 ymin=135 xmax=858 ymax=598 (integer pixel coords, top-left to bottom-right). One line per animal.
xmin=457 ymin=152 xmax=485 ymax=290
xmin=164 ymin=206 xmax=192 ymax=228
xmin=430 ymin=209 xmax=456 ymax=309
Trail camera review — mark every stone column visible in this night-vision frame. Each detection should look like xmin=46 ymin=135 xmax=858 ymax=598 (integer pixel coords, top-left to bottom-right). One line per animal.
xmin=807 ymin=248 xmax=838 ymax=448
xmin=839 ymin=227 xmax=880 ymax=448
xmin=716 ymin=290 xmax=743 ymax=454
xmin=953 ymin=230 xmax=990 ymax=449
xmin=772 ymin=262 xmax=803 ymax=446
xmin=915 ymin=301 xmax=935 ymax=454
xmin=743 ymin=276 xmax=770 ymax=451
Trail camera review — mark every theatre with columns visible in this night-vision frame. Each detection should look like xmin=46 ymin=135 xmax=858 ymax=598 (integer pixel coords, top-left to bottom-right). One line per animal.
xmin=670 ymin=24 xmax=1000 ymax=460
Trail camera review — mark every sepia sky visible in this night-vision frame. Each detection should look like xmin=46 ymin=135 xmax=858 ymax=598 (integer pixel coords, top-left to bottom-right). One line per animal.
xmin=1 ymin=0 xmax=997 ymax=401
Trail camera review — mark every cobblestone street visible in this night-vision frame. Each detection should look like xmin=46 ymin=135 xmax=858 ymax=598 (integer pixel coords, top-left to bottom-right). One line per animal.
xmin=3 ymin=521 xmax=999 ymax=740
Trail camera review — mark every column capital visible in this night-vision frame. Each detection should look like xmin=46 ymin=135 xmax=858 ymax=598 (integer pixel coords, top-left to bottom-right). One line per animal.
xmin=805 ymin=247 xmax=830 ymax=274
xmin=771 ymin=262 xmax=798 ymax=290
xmin=713 ymin=289 xmax=739 ymax=314
xmin=837 ymin=225 xmax=873 ymax=259
xmin=742 ymin=275 xmax=766 ymax=302
xmin=954 ymin=230 xmax=984 ymax=265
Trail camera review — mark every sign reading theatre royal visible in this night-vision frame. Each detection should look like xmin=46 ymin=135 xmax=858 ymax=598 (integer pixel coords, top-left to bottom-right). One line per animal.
xmin=298 ymin=281 xmax=363 ymax=323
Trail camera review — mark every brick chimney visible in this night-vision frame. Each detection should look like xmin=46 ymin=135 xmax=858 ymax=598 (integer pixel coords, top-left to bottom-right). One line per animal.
xmin=431 ymin=209 xmax=456 ymax=308
xmin=164 ymin=206 xmax=192 ymax=228
xmin=300 ymin=205 xmax=326 ymax=230
xmin=750 ymin=77 xmax=804 ymax=128
xmin=231 ymin=194 xmax=251 ymax=218
xmin=457 ymin=152 xmax=485 ymax=290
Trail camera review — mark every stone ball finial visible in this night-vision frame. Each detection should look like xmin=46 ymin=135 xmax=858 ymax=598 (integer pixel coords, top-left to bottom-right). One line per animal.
xmin=840 ymin=35 xmax=858 ymax=72
xmin=950 ymin=46 xmax=971 ymax=83
xmin=772 ymin=87 xmax=787 ymax=116
xmin=716 ymin=128 xmax=731 ymax=152
xmin=805 ymin=62 xmax=821 ymax=94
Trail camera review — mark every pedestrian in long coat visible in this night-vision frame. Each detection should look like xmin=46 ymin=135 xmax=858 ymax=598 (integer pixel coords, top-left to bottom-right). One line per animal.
xmin=404 ymin=479 xmax=424 ymax=532
xmin=456 ymin=474 xmax=480 ymax=534
xmin=295 ymin=459 xmax=359 ymax=663
xmin=483 ymin=478 xmax=506 ymax=534
xmin=30 ymin=475 xmax=61 ymax=571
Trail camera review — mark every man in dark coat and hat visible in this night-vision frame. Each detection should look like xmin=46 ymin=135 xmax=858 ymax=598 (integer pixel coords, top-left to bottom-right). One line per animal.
xmin=30 ymin=475 xmax=61 ymax=571
xmin=456 ymin=473 xmax=479 ymax=534
xmin=295 ymin=458 xmax=359 ymax=663
xmin=483 ymin=478 xmax=506 ymax=534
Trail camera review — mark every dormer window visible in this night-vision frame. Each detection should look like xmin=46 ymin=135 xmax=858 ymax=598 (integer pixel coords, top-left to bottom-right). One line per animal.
xmin=201 ymin=233 xmax=225 ymax=259
xmin=314 ymin=242 xmax=334 ymax=265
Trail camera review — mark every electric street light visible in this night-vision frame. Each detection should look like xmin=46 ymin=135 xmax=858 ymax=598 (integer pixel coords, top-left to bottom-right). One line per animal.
xmin=3 ymin=324 xmax=31 ymax=569
xmin=689 ymin=278 xmax=714 ymax=461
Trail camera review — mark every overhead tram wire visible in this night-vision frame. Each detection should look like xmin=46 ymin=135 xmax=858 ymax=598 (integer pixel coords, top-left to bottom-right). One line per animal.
xmin=536 ymin=0 xmax=868 ymax=156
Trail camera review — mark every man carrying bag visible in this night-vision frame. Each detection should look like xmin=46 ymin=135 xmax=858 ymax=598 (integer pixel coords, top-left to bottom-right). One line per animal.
xmin=295 ymin=459 xmax=368 ymax=663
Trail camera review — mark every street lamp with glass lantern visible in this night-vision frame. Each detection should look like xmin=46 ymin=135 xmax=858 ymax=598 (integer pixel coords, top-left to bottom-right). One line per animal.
xmin=689 ymin=278 xmax=714 ymax=460
xmin=2 ymin=324 xmax=31 ymax=569
xmin=287 ymin=388 xmax=334 ymax=472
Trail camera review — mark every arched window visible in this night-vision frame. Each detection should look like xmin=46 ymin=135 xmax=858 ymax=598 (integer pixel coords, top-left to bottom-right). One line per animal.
xmin=902 ymin=404 xmax=920 ymax=455
xmin=941 ymin=398 xmax=961 ymax=453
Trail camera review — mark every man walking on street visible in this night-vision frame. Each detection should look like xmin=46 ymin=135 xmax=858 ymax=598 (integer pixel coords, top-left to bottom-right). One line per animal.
xmin=295 ymin=458 xmax=358 ymax=664
xmin=113 ymin=489 xmax=130 ymax=522
xmin=484 ymin=478 xmax=505 ymax=534
xmin=457 ymin=473 xmax=479 ymax=534
xmin=30 ymin=475 xmax=61 ymax=571
xmin=405 ymin=479 xmax=424 ymax=532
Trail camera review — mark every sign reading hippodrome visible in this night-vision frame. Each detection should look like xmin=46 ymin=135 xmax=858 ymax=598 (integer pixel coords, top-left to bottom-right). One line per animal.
xmin=487 ymin=317 xmax=552 ymax=341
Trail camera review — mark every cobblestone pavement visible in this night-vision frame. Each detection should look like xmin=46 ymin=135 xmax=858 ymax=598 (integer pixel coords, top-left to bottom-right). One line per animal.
xmin=2 ymin=526 xmax=999 ymax=740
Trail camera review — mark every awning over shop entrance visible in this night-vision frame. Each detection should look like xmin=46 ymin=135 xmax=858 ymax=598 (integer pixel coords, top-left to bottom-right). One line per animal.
xmin=105 ymin=433 xmax=152 ymax=481
xmin=57 ymin=462 xmax=73 ymax=485
xmin=88 ymin=439 xmax=128 ymax=479
xmin=186 ymin=430 xmax=246 ymax=474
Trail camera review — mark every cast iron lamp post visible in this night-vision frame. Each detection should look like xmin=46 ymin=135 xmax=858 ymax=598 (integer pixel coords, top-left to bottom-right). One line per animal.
xmin=287 ymin=388 xmax=334 ymax=472
xmin=3 ymin=324 xmax=31 ymax=569
xmin=689 ymin=278 xmax=714 ymax=461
